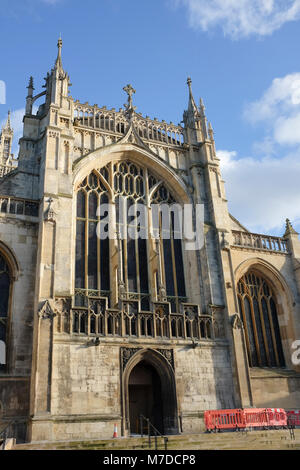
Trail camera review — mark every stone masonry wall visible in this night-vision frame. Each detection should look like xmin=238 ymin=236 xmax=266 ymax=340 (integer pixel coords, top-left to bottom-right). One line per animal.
xmin=175 ymin=342 xmax=235 ymax=433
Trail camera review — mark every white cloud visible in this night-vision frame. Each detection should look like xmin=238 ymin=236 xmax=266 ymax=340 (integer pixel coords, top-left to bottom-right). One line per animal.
xmin=274 ymin=113 xmax=300 ymax=145
xmin=245 ymin=73 xmax=300 ymax=152
xmin=218 ymin=149 xmax=300 ymax=235
xmin=219 ymin=72 xmax=300 ymax=235
xmin=175 ymin=0 xmax=300 ymax=39
xmin=245 ymin=73 xmax=300 ymax=123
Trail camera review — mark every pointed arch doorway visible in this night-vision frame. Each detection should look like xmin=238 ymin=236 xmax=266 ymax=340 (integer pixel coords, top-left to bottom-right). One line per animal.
xmin=129 ymin=361 xmax=163 ymax=434
xmin=122 ymin=348 xmax=179 ymax=436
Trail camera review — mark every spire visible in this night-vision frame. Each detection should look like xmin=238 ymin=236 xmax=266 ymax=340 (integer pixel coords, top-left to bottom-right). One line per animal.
xmin=2 ymin=110 xmax=13 ymax=135
xmin=27 ymin=76 xmax=34 ymax=98
xmin=284 ymin=219 xmax=299 ymax=237
xmin=0 ymin=110 xmax=13 ymax=164
xmin=4 ymin=110 xmax=12 ymax=131
xmin=199 ymin=97 xmax=206 ymax=116
xmin=199 ymin=97 xmax=208 ymax=140
xmin=25 ymin=76 xmax=36 ymax=115
xmin=208 ymin=122 xmax=214 ymax=141
xmin=55 ymin=35 xmax=63 ymax=70
xmin=187 ymin=77 xmax=198 ymax=114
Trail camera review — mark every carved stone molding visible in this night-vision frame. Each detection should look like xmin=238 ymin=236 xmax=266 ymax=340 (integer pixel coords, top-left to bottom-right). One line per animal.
xmin=38 ymin=299 xmax=56 ymax=320
xmin=156 ymin=348 xmax=174 ymax=370
xmin=121 ymin=347 xmax=142 ymax=370
xmin=54 ymin=297 xmax=71 ymax=315
xmin=44 ymin=197 xmax=56 ymax=223
xmin=231 ymin=313 xmax=243 ymax=330
xmin=48 ymin=131 xmax=59 ymax=138
xmin=121 ymin=347 xmax=175 ymax=372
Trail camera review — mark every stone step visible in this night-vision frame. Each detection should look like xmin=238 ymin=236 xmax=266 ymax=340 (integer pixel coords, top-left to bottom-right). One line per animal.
xmin=13 ymin=429 xmax=300 ymax=451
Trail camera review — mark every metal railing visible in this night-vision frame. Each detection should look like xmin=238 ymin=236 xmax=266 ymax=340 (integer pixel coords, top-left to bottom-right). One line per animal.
xmin=139 ymin=415 xmax=168 ymax=450
xmin=0 ymin=421 xmax=14 ymax=450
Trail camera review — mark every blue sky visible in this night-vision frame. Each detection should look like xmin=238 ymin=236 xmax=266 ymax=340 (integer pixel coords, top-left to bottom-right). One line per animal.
xmin=1 ymin=0 xmax=300 ymax=235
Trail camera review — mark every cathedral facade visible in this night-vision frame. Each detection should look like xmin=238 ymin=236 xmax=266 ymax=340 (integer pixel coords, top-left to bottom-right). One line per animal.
xmin=0 ymin=40 xmax=300 ymax=443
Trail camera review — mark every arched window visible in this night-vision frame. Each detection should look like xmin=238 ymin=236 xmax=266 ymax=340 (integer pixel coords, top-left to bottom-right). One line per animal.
xmin=151 ymin=183 xmax=186 ymax=312
xmin=114 ymin=161 xmax=149 ymax=310
xmin=237 ymin=271 xmax=285 ymax=368
xmin=0 ymin=253 xmax=11 ymax=371
xmin=75 ymin=170 xmax=110 ymax=305
xmin=75 ymin=161 xmax=186 ymax=313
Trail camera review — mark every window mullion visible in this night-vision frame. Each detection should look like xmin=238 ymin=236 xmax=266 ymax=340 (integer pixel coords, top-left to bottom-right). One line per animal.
xmin=239 ymin=295 xmax=253 ymax=368
xmin=85 ymin=191 xmax=88 ymax=292
xmin=257 ymin=293 xmax=271 ymax=367
xmin=266 ymin=296 xmax=281 ymax=367
xmin=97 ymin=192 xmax=101 ymax=292
xmin=248 ymin=296 xmax=262 ymax=366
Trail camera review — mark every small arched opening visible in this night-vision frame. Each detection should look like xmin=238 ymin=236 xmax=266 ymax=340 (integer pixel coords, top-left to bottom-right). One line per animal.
xmin=128 ymin=361 xmax=163 ymax=434
xmin=123 ymin=349 xmax=179 ymax=436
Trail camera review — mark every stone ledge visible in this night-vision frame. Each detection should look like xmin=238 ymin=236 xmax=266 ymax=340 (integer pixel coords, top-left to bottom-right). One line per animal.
xmin=31 ymin=414 xmax=121 ymax=423
xmin=250 ymin=367 xmax=300 ymax=379
xmin=52 ymin=335 xmax=229 ymax=349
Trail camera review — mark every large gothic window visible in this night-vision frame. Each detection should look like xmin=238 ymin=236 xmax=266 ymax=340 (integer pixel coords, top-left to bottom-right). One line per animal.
xmin=114 ymin=162 xmax=150 ymax=310
xmin=75 ymin=170 xmax=110 ymax=303
xmin=151 ymin=183 xmax=186 ymax=312
xmin=0 ymin=254 xmax=11 ymax=371
xmin=75 ymin=161 xmax=186 ymax=312
xmin=237 ymin=271 xmax=285 ymax=368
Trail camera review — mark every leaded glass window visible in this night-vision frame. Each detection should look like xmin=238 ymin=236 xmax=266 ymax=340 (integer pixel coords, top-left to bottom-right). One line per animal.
xmin=75 ymin=161 xmax=186 ymax=313
xmin=237 ymin=272 xmax=285 ymax=368
xmin=75 ymin=171 xmax=110 ymax=304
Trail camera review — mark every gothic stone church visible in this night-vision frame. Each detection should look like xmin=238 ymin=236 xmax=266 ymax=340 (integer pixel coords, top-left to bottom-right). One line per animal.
xmin=0 ymin=40 xmax=300 ymax=443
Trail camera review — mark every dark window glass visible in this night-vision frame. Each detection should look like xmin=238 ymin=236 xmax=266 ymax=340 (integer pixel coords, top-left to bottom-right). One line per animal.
xmin=77 ymin=190 xmax=86 ymax=218
xmin=100 ymin=238 xmax=110 ymax=291
xmin=163 ymin=239 xmax=175 ymax=297
xmin=75 ymin=220 xmax=85 ymax=288
xmin=138 ymin=238 xmax=149 ymax=294
xmin=88 ymin=222 xmax=97 ymax=290
xmin=174 ymin=239 xmax=186 ymax=297
xmin=88 ymin=192 xmax=98 ymax=220
xmin=238 ymin=273 xmax=285 ymax=368
xmin=244 ymin=296 xmax=258 ymax=366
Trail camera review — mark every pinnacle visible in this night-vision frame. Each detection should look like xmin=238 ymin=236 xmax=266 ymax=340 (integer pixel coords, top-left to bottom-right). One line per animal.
xmin=3 ymin=110 xmax=12 ymax=132
xmin=55 ymin=35 xmax=63 ymax=69
xmin=284 ymin=218 xmax=299 ymax=237
xmin=27 ymin=76 xmax=34 ymax=89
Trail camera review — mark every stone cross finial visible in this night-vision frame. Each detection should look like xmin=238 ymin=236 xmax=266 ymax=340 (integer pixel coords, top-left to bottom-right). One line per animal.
xmin=123 ymin=84 xmax=135 ymax=105
xmin=123 ymin=84 xmax=136 ymax=119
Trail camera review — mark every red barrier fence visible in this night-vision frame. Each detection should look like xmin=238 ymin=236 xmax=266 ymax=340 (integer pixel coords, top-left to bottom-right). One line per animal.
xmin=204 ymin=408 xmax=287 ymax=432
xmin=287 ymin=410 xmax=300 ymax=427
